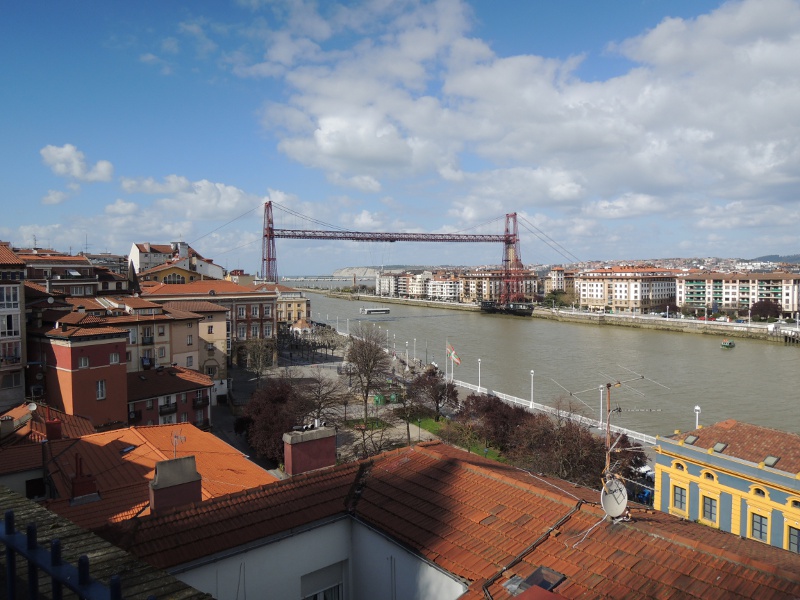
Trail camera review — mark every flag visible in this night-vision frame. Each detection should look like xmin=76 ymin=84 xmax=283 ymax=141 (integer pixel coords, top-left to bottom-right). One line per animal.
xmin=447 ymin=344 xmax=461 ymax=366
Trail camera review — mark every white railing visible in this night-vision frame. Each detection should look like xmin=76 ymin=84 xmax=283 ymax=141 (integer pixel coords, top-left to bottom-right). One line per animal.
xmin=452 ymin=379 xmax=657 ymax=446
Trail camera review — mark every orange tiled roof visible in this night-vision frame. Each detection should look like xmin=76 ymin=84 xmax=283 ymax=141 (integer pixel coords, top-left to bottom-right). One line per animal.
xmin=43 ymin=424 xmax=276 ymax=530
xmin=135 ymin=243 xmax=203 ymax=259
xmin=670 ymin=419 xmax=800 ymax=473
xmin=64 ymin=297 xmax=107 ymax=311
xmin=0 ymin=403 xmax=95 ymax=447
xmin=20 ymin=254 xmax=92 ymax=265
xmin=161 ymin=300 xmax=227 ymax=313
xmin=0 ymin=244 xmax=24 ymax=266
xmin=127 ymin=367 xmax=214 ymax=401
xmin=100 ymin=442 xmax=800 ymax=598
xmin=142 ymin=280 xmax=274 ymax=297
xmin=44 ymin=325 xmax=129 ymax=339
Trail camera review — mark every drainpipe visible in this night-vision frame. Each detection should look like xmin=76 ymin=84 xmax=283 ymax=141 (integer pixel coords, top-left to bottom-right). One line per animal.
xmin=481 ymin=500 xmax=584 ymax=599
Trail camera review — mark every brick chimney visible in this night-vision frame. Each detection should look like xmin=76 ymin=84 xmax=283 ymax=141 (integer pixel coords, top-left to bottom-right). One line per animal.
xmin=149 ymin=455 xmax=202 ymax=514
xmin=71 ymin=454 xmax=97 ymax=499
xmin=282 ymin=424 xmax=336 ymax=476
xmin=45 ymin=417 xmax=62 ymax=441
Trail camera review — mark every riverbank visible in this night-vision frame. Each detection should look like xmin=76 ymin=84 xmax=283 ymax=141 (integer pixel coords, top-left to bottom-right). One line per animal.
xmin=303 ymin=289 xmax=798 ymax=343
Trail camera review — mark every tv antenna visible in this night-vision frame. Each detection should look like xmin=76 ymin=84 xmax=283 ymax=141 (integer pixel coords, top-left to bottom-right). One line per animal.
xmin=172 ymin=430 xmax=186 ymax=458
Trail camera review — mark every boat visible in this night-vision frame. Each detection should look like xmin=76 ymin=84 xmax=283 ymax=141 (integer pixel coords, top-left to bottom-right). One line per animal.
xmin=480 ymin=300 xmax=534 ymax=317
xmin=360 ymin=307 xmax=390 ymax=315
xmin=721 ymin=339 xmax=735 ymax=349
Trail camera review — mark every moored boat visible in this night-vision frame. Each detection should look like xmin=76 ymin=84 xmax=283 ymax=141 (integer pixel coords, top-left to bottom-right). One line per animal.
xmin=721 ymin=339 xmax=735 ymax=349
xmin=480 ymin=300 xmax=534 ymax=317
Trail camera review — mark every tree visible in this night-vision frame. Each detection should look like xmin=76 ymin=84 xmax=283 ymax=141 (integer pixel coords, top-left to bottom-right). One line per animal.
xmin=749 ymin=299 xmax=782 ymax=320
xmin=298 ymin=366 xmax=347 ymax=424
xmin=410 ymin=366 xmax=459 ymax=422
xmin=243 ymin=371 xmax=312 ymax=463
xmin=345 ymin=323 xmax=392 ymax=457
xmin=244 ymin=338 xmax=276 ymax=387
xmin=390 ymin=378 xmax=426 ymax=446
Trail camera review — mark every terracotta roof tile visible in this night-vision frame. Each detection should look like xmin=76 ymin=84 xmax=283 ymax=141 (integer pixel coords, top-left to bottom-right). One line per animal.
xmin=94 ymin=442 xmax=800 ymax=598
xmin=670 ymin=419 xmax=800 ymax=473
xmin=0 ymin=243 xmax=25 ymax=265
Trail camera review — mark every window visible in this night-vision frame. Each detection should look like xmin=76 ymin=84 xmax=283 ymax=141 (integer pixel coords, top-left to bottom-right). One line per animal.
xmin=79 ymin=356 xmax=89 ymax=369
xmin=252 ymin=306 xmax=259 ymax=317
xmin=186 ymin=356 xmax=193 ymax=367
xmin=1 ymin=314 xmax=20 ymax=338
xmin=146 ymin=399 xmax=154 ymax=410
xmin=0 ymin=286 xmax=19 ymax=309
xmin=207 ymin=325 xmax=213 ymax=334
xmin=181 ymin=412 xmax=188 ymax=423
xmin=0 ymin=372 xmax=21 ymax=389
xmin=96 ymin=380 xmax=106 ymax=400
xmin=251 ymin=324 xmax=259 ymax=337
xmin=187 ymin=322 xmax=193 ymax=328
xmin=158 ymin=347 xmax=166 ymax=358
xmin=238 ymin=325 xmax=246 ymax=339
xmin=125 ymin=351 xmax=131 ymax=362
xmin=187 ymin=334 xmax=193 ymax=346
xmin=672 ymin=486 xmax=686 ymax=511
xmin=157 ymin=325 xmax=165 ymax=336
xmin=179 ymin=392 xmax=187 ymax=404
xmin=70 ymin=286 xmax=85 ymax=296
xmin=702 ymin=496 xmax=717 ymax=523
xmin=237 ymin=306 xmax=245 ymax=318
xmin=110 ymin=352 xmax=119 ymax=364
xmin=206 ymin=366 xmax=216 ymax=377
xmin=264 ymin=324 xmax=273 ymax=337
xmin=789 ymin=526 xmax=800 ymax=553
xmin=751 ymin=513 xmax=768 ymax=542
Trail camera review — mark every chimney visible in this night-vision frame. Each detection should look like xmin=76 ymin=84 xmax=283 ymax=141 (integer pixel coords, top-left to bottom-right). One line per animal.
xmin=0 ymin=415 xmax=15 ymax=438
xmin=71 ymin=454 xmax=98 ymax=499
xmin=282 ymin=425 xmax=336 ymax=476
xmin=149 ymin=455 xmax=202 ymax=514
xmin=46 ymin=278 xmax=51 ymax=293
xmin=45 ymin=417 xmax=62 ymax=441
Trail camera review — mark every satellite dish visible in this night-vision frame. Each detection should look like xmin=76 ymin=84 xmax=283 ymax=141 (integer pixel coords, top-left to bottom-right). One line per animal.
xmin=27 ymin=402 xmax=37 ymax=412
xmin=47 ymin=296 xmax=54 ymax=304
xmin=600 ymin=478 xmax=628 ymax=518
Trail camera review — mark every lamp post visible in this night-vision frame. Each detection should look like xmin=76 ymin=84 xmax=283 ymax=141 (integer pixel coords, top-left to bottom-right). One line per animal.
xmin=413 ymin=338 xmax=416 ymax=364
xmin=346 ymin=318 xmax=349 ymax=335
xmin=748 ymin=309 xmax=751 ymax=326
xmin=666 ymin=305 xmax=669 ymax=320
xmin=598 ymin=385 xmax=604 ymax=429
xmin=530 ymin=370 xmax=535 ymax=408
xmin=336 ymin=316 xmax=339 ymax=333
xmin=478 ymin=358 xmax=481 ymax=390
xmin=694 ymin=405 xmax=701 ymax=429
xmin=405 ymin=341 xmax=409 ymax=371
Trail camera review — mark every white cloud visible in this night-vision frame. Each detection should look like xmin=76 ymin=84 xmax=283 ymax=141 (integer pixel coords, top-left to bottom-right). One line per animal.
xmin=328 ymin=173 xmax=382 ymax=193
xmin=40 ymin=144 xmax=114 ymax=182
xmin=155 ymin=179 xmax=263 ymax=219
xmin=121 ymin=175 xmax=192 ymax=194
xmin=42 ymin=190 xmax=68 ymax=205
xmin=584 ymin=193 xmax=666 ymax=219
xmin=105 ymin=199 xmax=139 ymax=216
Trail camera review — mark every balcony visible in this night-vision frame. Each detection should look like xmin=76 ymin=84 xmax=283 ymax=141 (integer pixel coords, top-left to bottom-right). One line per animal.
xmin=158 ymin=403 xmax=177 ymax=416
xmin=192 ymin=397 xmax=210 ymax=409
xmin=141 ymin=336 xmax=154 ymax=345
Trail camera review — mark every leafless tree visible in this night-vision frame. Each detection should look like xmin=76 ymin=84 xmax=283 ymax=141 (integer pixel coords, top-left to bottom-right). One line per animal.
xmin=298 ymin=365 xmax=347 ymax=424
xmin=345 ymin=322 xmax=392 ymax=456
xmin=244 ymin=338 xmax=276 ymax=387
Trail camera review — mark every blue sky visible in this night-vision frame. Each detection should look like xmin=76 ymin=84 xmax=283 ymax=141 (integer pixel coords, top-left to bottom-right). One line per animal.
xmin=3 ymin=0 xmax=800 ymax=276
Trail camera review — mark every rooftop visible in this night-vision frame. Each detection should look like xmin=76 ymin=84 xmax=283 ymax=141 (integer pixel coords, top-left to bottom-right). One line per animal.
xmin=127 ymin=367 xmax=214 ymax=401
xmin=100 ymin=441 xmax=800 ymax=599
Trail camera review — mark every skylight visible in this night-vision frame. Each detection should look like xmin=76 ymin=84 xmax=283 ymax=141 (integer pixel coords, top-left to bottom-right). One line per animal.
xmin=764 ymin=455 xmax=780 ymax=468
xmin=684 ymin=435 xmax=698 ymax=445
xmin=712 ymin=442 xmax=728 ymax=453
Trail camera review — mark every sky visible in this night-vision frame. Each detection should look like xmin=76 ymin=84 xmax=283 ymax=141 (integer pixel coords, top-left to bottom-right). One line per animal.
xmin=3 ymin=0 xmax=800 ymax=276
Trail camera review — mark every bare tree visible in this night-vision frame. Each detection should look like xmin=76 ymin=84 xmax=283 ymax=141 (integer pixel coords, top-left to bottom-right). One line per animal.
xmin=244 ymin=338 xmax=276 ymax=387
xmin=345 ymin=322 xmax=392 ymax=456
xmin=298 ymin=365 xmax=347 ymax=423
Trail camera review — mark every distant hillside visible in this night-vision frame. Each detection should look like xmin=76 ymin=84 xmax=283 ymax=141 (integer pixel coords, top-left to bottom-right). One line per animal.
xmin=751 ymin=255 xmax=800 ymax=264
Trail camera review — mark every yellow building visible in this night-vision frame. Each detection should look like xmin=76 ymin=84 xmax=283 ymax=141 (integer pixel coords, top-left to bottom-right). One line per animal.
xmin=654 ymin=419 xmax=800 ymax=553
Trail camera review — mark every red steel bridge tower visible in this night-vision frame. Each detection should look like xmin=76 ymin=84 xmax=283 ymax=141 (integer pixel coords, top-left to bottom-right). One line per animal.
xmin=261 ymin=202 xmax=527 ymax=296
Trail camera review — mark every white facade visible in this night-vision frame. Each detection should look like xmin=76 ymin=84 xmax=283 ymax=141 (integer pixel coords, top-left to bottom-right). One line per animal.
xmin=173 ymin=517 xmax=465 ymax=600
xmin=427 ymin=277 xmax=460 ymax=301
xmin=0 ymin=272 xmax=25 ymax=411
xmin=676 ymin=273 xmax=800 ymax=314
xmin=575 ymin=268 xmax=677 ymax=313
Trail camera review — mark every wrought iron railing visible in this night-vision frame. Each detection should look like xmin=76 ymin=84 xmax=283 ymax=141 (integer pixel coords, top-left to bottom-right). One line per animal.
xmin=1 ymin=509 xmax=156 ymax=600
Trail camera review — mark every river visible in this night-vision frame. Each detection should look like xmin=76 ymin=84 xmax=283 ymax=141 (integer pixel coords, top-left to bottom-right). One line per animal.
xmin=305 ymin=293 xmax=800 ymax=437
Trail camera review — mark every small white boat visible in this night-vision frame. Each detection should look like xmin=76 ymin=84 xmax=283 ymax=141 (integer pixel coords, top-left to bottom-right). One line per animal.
xmin=360 ymin=307 xmax=390 ymax=315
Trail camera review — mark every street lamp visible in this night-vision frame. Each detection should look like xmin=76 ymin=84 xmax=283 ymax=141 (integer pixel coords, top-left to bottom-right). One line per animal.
xmin=666 ymin=305 xmax=669 ymax=320
xmin=413 ymin=338 xmax=416 ymax=364
xmin=530 ymin=370 xmax=535 ymax=408
xmin=694 ymin=405 xmax=701 ymax=429
xmin=405 ymin=341 xmax=409 ymax=371
xmin=478 ymin=358 xmax=481 ymax=390
xmin=346 ymin=318 xmax=349 ymax=335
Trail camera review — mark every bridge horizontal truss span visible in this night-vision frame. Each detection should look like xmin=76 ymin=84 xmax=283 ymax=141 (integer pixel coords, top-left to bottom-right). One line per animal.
xmin=271 ymin=229 xmax=506 ymax=243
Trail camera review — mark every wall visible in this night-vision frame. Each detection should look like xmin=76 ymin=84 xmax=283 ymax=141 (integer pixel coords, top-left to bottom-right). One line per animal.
xmin=351 ymin=521 xmax=466 ymax=600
